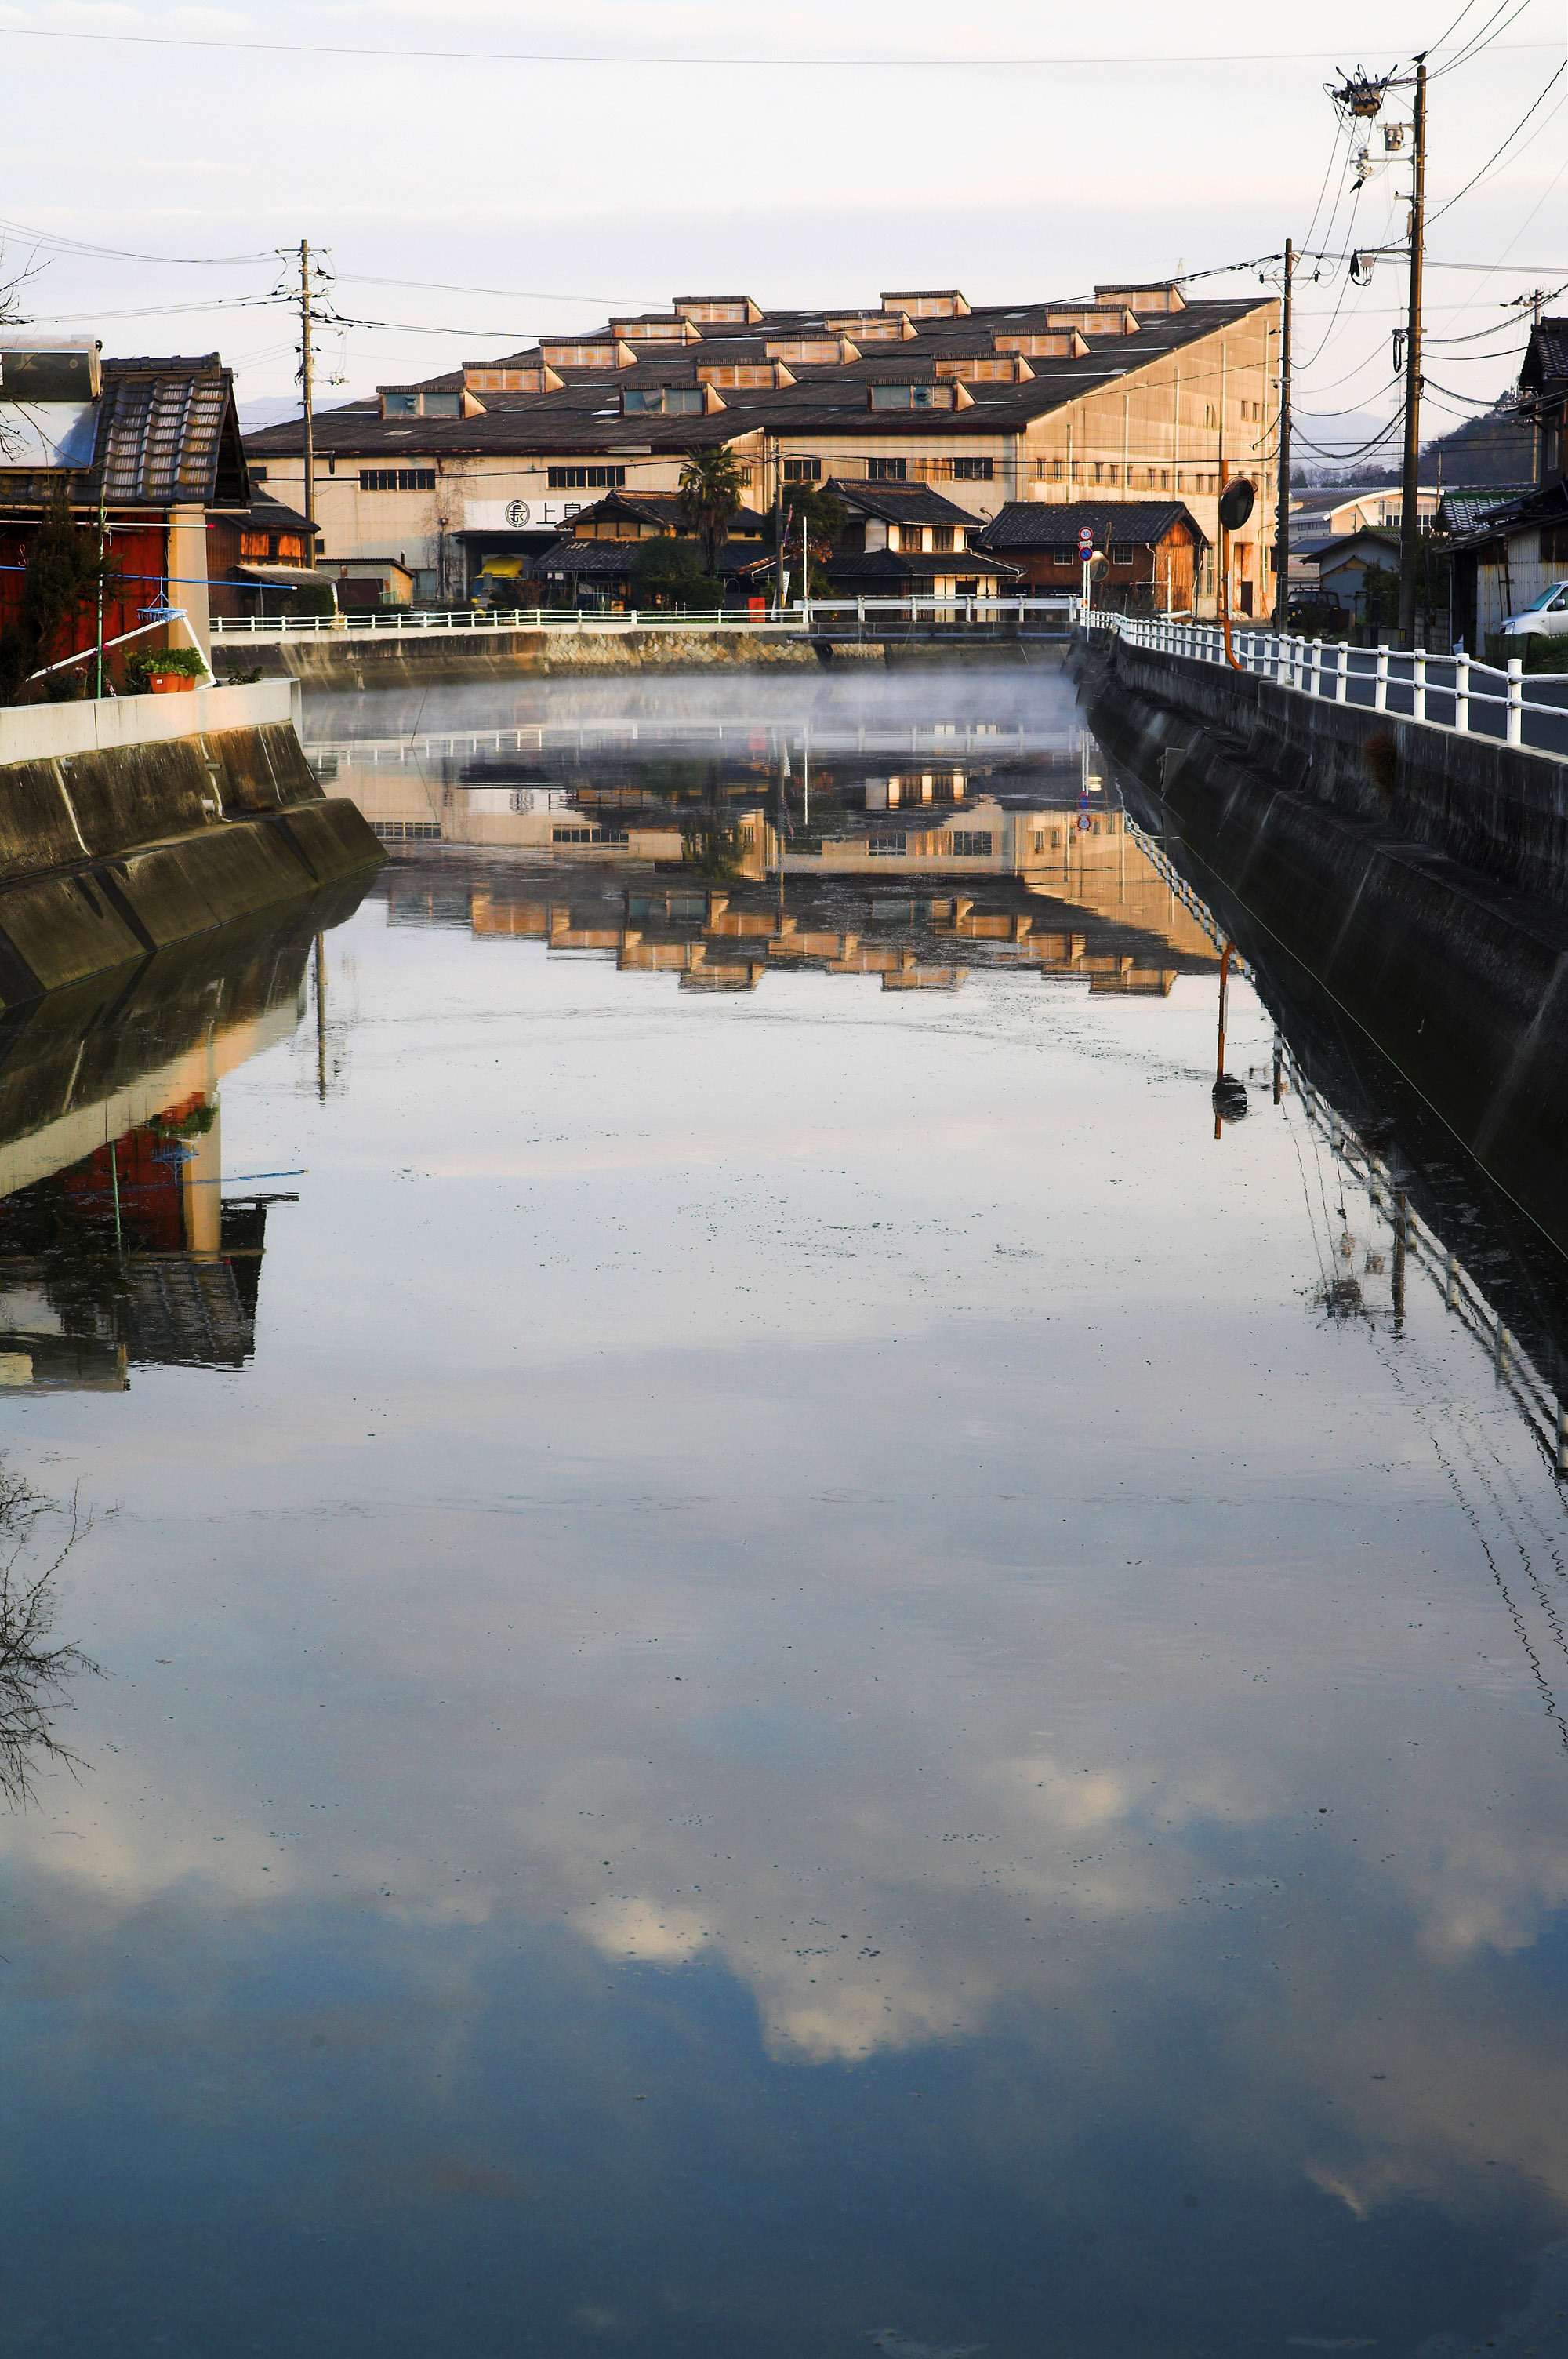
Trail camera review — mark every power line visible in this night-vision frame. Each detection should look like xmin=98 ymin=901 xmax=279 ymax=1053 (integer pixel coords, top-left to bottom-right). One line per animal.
xmin=0 ymin=23 xmax=1563 ymax=70
xmin=1428 ymin=55 xmax=1568 ymax=224
xmin=0 ymin=213 xmax=275 ymax=266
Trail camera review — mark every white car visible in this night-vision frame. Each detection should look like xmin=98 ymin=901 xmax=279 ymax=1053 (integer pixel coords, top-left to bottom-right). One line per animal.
xmin=1501 ymin=580 xmax=1568 ymax=636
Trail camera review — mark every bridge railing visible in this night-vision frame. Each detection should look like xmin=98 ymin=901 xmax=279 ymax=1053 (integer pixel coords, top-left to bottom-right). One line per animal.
xmin=209 ymin=594 xmax=1080 ymax=643
xmin=1085 ymin=609 xmax=1568 ymax=757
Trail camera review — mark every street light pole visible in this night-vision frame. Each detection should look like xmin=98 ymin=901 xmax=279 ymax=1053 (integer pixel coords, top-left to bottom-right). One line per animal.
xmin=1397 ymin=56 xmax=1427 ymax=649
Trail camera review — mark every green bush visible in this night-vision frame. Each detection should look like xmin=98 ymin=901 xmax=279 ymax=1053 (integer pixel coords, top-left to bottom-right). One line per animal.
xmin=124 ymin=645 xmax=208 ymax=691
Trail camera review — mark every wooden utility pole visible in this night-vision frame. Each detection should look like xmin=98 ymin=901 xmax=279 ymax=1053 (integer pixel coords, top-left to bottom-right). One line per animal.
xmin=299 ymin=239 xmax=316 ymax=535
xmin=1397 ymin=56 xmax=1427 ymax=649
xmin=1273 ymin=239 xmax=1293 ymax=624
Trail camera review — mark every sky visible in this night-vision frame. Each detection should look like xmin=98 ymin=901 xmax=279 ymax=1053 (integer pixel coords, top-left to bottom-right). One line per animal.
xmin=1 ymin=1 xmax=1566 ymax=456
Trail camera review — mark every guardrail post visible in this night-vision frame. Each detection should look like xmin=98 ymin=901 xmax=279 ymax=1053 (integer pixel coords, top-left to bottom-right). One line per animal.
xmin=1454 ymin=649 xmax=1469 ymax=732
xmin=1335 ymin=641 xmax=1348 ymax=703
xmin=1507 ymin=656 xmax=1523 ymax=744
xmin=1412 ymin=647 xmax=1426 ymax=724
xmin=1374 ymin=642 xmax=1388 ymax=712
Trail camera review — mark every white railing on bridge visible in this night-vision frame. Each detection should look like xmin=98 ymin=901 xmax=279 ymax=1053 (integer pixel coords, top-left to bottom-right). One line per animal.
xmin=209 ymin=595 xmax=1080 ymax=643
xmin=1085 ymin=609 xmax=1568 ymax=755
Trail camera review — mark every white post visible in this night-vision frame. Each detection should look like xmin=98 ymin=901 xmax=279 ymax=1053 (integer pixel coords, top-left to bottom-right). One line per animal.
xmin=1375 ymin=642 xmax=1389 ymax=712
xmin=1335 ymin=641 xmax=1348 ymax=703
xmin=1507 ymin=655 xmax=1523 ymax=745
xmin=1412 ymin=647 xmax=1426 ymax=724
xmin=1454 ymin=649 xmax=1469 ymax=732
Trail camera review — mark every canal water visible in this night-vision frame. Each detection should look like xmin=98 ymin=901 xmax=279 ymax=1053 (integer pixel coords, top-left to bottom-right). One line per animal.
xmin=4 ymin=663 xmax=1568 ymax=2357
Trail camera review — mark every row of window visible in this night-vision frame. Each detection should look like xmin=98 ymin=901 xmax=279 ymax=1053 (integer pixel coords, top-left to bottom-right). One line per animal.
xmin=866 ymin=831 xmax=994 ymax=858
xmin=547 ymin=466 xmax=627 ymax=489
xmin=552 ymin=825 xmax=630 ymax=845
xmin=337 ymin=456 xmax=1003 ymax=497
xmin=1034 ymin=461 xmax=1229 ymax=492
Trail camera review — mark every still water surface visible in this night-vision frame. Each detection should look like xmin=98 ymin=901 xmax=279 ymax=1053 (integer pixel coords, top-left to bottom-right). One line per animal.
xmin=4 ymin=666 xmax=1568 ymax=2356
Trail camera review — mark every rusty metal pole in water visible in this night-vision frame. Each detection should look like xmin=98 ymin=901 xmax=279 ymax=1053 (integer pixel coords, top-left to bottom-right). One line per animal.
xmin=314 ymin=933 xmax=327 ymax=1102
xmin=1392 ymin=1191 xmax=1407 ymax=1330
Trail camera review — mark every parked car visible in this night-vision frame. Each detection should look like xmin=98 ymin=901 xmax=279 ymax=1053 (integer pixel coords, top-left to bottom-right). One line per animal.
xmin=1501 ymin=580 xmax=1568 ymax=637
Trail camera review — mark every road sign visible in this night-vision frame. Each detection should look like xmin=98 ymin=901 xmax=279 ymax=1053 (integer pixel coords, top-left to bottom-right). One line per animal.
xmin=1077 ymin=526 xmax=1094 ymax=551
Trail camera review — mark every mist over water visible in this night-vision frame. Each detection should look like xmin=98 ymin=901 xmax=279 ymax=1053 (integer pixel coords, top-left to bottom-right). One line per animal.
xmin=3 ymin=663 xmax=1568 ymax=2357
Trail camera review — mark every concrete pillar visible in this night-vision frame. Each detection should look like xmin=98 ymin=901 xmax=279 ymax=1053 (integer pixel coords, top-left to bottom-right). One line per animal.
xmin=166 ymin=505 xmax=212 ymax=664
xmin=180 ymin=1094 xmax=221 ymax=1256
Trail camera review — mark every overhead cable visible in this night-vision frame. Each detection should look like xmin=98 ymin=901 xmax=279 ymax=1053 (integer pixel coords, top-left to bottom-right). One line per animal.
xmin=0 ymin=23 xmax=1562 ymax=70
xmin=1428 ymin=56 xmax=1568 ymax=224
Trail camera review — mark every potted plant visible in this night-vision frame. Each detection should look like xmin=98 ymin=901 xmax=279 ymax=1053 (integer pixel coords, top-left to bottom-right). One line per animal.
xmin=125 ymin=645 xmax=209 ymax=695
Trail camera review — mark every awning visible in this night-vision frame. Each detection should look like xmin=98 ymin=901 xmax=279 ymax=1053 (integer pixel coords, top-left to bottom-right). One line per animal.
xmin=234 ymin=562 xmax=333 ymax=591
xmin=477 ymin=556 xmax=528 ymax=578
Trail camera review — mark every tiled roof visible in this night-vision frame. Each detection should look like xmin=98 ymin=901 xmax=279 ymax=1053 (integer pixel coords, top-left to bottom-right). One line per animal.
xmin=1522 ymin=317 xmax=1568 ymax=394
xmin=567 ymin=489 xmax=768 ymax=535
xmin=975 ymin=500 xmax=1203 ymax=550
xmin=0 ymin=354 xmax=248 ymax=512
xmin=1443 ymin=475 xmax=1568 ymax=553
xmin=1437 ymin=484 xmax=1536 ymax=535
xmin=96 ymin=356 xmax=247 ymax=508
xmin=537 ymin=533 xmax=768 ymax=578
xmin=823 ymin=478 xmax=978 ymax=525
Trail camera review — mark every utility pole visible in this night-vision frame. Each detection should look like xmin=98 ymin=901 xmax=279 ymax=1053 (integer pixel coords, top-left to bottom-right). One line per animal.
xmin=772 ymin=435 xmax=783 ymax=617
xmin=298 ymin=238 xmax=316 ymax=536
xmin=1274 ymin=238 xmax=1293 ymax=624
xmin=1397 ymin=56 xmax=1427 ymax=650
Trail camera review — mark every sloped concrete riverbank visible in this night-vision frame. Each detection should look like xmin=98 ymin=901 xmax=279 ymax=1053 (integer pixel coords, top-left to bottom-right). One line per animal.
xmin=1081 ymin=633 xmax=1568 ymax=1252
xmin=0 ymin=683 xmax=383 ymax=998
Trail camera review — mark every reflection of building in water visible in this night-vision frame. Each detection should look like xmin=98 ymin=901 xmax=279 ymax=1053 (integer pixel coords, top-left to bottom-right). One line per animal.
xmin=443 ymin=846 xmax=1219 ymax=996
xmin=0 ymin=910 xmax=333 ymax=1393
xmin=337 ymin=715 xmax=1220 ymax=986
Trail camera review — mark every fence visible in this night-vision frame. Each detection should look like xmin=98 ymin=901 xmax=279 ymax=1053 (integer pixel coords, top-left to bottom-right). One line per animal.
xmin=210 ymin=595 xmax=1079 ymax=644
xmin=1086 ymin=609 xmax=1568 ymax=758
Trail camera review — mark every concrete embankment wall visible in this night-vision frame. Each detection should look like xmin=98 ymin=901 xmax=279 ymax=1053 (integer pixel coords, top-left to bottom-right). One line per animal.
xmin=1083 ymin=635 xmax=1568 ymax=1252
xmin=212 ymin=628 xmax=884 ymax=691
xmin=0 ymin=682 xmax=383 ymax=1001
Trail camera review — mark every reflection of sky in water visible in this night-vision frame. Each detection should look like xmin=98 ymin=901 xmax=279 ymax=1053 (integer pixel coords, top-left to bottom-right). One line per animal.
xmin=5 ymin=680 xmax=1568 ymax=2353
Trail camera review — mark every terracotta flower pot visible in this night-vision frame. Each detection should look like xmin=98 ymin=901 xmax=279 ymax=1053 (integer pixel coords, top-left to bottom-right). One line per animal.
xmin=148 ymin=673 xmax=196 ymax=694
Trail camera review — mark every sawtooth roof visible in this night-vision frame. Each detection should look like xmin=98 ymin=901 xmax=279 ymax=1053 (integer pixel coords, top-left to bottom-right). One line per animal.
xmin=243 ymin=296 xmax=1272 ymax=465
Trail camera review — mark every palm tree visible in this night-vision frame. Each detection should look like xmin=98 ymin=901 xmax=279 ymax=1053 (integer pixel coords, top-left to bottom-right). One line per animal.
xmin=678 ymin=446 xmax=746 ymax=575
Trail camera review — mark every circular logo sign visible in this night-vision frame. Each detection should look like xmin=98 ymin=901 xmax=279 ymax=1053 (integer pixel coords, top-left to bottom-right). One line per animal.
xmin=505 ymin=499 xmax=530 ymax=528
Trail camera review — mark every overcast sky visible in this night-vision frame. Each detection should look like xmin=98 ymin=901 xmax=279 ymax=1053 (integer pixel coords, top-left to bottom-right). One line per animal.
xmin=2 ymin=0 xmax=1566 ymax=452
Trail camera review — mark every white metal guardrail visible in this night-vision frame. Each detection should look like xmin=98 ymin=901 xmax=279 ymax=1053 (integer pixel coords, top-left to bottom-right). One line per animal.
xmin=1085 ymin=609 xmax=1568 ymax=756
xmin=210 ymin=595 xmax=1080 ymax=643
